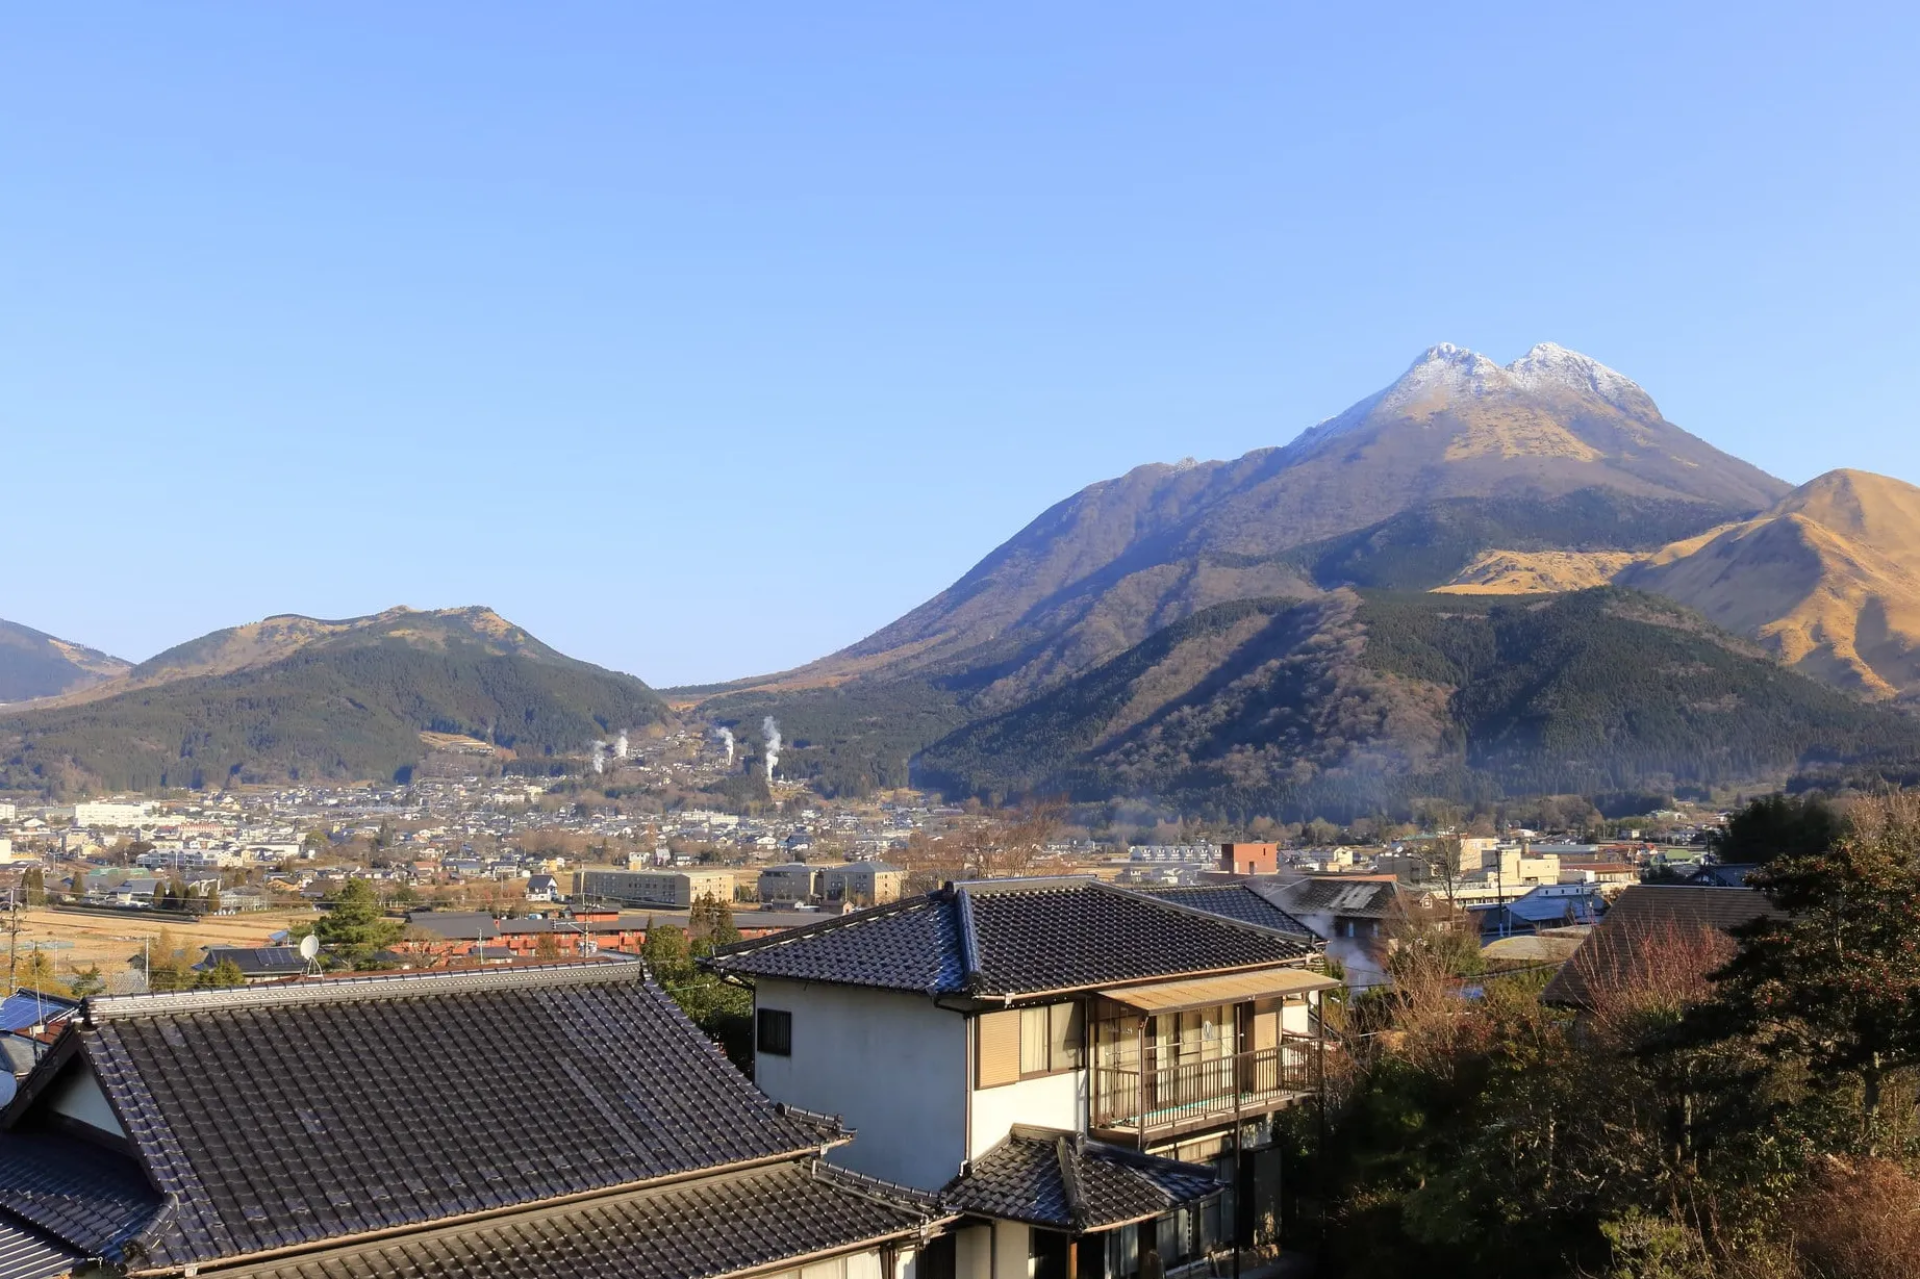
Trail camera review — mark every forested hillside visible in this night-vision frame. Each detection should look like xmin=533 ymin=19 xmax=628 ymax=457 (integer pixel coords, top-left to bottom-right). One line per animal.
xmin=0 ymin=609 xmax=666 ymax=795
xmin=915 ymin=589 xmax=1920 ymax=820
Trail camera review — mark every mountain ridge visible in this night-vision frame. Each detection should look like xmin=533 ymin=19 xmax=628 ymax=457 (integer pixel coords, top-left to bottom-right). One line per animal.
xmin=704 ymin=341 xmax=1786 ymax=712
xmin=0 ymin=619 xmax=130 ymax=703
xmin=0 ymin=606 xmax=666 ymax=795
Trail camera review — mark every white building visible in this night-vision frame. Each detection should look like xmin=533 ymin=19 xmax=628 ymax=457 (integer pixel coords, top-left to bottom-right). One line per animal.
xmin=73 ymin=801 xmax=153 ymax=828
xmin=710 ymin=876 xmax=1334 ymax=1279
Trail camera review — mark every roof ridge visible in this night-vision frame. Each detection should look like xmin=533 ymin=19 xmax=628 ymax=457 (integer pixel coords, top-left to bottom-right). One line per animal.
xmin=708 ymin=895 xmax=931 ymax=960
xmin=83 ymin=957 xmax=644 ymax=1022
xmin=955 ymin=888 xmax=983 ymax=993
xmin=1099 ymin=880 xmax=1317 ymax=947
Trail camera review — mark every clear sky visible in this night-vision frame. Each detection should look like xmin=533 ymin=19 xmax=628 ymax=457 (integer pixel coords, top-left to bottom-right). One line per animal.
xmin=6 ymin=3 xmax=1917 ymax=686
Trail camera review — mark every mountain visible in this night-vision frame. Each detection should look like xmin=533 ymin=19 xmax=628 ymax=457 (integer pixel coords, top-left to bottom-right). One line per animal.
xmin=0 ymin=619 xmax=129 ymax=703
xmin=749 ymin=343 xmax=1785 ymax=709
xmin=0 ymin=607 xmax=667 ymax=795
xmin=1619 ymin=469 xmax=1920 ymax=701
xmin=692 ymin=343 xmax=1791 ymax=800
xmin=914 ymin=589 xmax=1920 ymax=820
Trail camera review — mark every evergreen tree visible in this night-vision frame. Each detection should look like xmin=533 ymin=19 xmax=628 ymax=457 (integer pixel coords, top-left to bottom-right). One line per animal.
xmin=196 ymin=958 xmax=245 ymax=989
xmin=311 ymin=879 xmax=403 ymax=968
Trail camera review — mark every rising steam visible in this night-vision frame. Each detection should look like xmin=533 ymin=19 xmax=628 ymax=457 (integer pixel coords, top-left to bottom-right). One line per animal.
xmin=717 ymin=726 xmax=735 ymax=767
xmin=762 ymin=716 xmax=781 ymax=782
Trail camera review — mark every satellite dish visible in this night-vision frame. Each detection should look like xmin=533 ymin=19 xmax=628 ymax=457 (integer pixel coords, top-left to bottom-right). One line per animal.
xmin=298 ymin=934 xmax=321 ymax=961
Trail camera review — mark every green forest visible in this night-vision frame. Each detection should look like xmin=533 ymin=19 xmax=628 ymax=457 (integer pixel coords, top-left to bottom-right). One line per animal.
xmin=0 ymin=637 xmax=666 ymax=796
xmin=914 ymin=589 xmax=1920 ymax=821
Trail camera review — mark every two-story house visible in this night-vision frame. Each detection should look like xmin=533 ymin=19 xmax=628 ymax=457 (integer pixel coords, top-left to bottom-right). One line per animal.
xmin=707 ymin=876 xmax=1336 ymax=1279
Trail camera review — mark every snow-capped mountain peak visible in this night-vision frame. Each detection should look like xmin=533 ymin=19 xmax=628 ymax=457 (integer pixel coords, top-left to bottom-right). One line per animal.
xmin=1506 ymin=341 xmax=1652 ymax=413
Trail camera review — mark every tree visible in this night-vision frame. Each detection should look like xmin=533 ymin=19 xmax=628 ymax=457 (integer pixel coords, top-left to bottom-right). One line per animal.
xmin=196 ymin=958 xmax=245 ymax=988
xmin=21 ymin=867 xmax=46 ymax=908
xmin=642 ymin=923 xmax=692 ymax=982
xmin=1424 ymin=834 xmax=1464 ymax=908
xmin=1688 ymin=793 xmax=1920 ymax=1147
xmin=1709 ymin=791 xmax=1840 ymax=866
xmin=534 ymin=932 xmax=561 ymax=961
xmin=69 ymin=965 xmax=106 ymax=997
xmin=688 ymin=893 xmax=739 ymax=947
xmin=311 ymin=879 xmax=404 ymax=968
xmin=145 ymin=930 xmax=195 ymax=992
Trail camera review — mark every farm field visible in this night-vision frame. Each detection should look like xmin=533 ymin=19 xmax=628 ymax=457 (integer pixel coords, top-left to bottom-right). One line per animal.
xmin=5 ymin=906 xmax=320 ymax=990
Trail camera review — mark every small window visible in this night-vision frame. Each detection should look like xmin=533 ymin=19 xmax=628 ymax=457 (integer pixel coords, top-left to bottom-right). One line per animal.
xmin=1020 ymin=1007 xmax=1051 ymax=1075
xmin=1049 ymin=1001 xmax=1084 ymax=1071
xmin=757 ymin=1008 xmax=793 ymax=1056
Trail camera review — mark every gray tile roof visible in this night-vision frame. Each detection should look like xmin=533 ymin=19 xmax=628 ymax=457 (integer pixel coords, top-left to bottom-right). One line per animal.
xmin=943 ymin=1126 xmax=1221 ymax=1232
xmin=0 ymin=1133 xmax=167 ymax=1263
xmin=1541 ymin=885 xmax=1784 ymax=1008
xmin=1271 ymin=877 xmax=1405 ymax=920
xmin=218 ymin=1160 xmax=940 ymax=1279
xmin=0 ymin=1217 xmax=80 ymax=1279
xmin=1133 ymin=884 xmax=1314 ymax=938
xmin=196 ymin=947 xmax=308 ymax=975
xmin=1 ymin=960 xmax=838 ymax=1271
xmin=708 ymin=877 xmax=1313 ymax=999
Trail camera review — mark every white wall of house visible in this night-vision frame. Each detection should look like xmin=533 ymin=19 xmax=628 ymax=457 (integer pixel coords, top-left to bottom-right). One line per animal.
xmin=992 ymin=1219 xmax=1030 ymax=1279
xmin=46 ymin=1065 xmax=123 ymax=1138
xmin=969 ymin=1066 xmax=1084 ymax=1160
xmin=752 ymin=977 xmax=969 ymax=1190
xmin=955 ymin=1224 xmax=993 ymax=1279
xmin=1283 ymin=999 xmax=1313 ymax=1038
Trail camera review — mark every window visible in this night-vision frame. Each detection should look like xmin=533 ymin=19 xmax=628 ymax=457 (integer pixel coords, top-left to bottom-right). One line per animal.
xmin=981 ymin=1003 xmax=1085 ymax=1087
xmin=757 ymin=1008 xmax=792 ymax=1056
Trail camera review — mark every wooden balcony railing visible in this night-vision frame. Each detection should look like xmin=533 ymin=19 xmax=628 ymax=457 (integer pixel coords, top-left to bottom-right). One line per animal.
xmin=1091 ymin=1037 xmax=1316 ymax=1136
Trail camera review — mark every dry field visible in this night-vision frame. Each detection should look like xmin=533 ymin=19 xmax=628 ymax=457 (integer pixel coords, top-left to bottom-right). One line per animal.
xmin=6 ymin=906 xmax=320 ymax=987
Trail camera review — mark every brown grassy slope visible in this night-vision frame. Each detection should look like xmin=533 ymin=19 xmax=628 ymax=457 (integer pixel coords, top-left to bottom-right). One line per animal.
xmin=1433 ymin=550 xmax=1645 ymax=594
xmin=1619 ymin=469 xmax=1920 ymax=699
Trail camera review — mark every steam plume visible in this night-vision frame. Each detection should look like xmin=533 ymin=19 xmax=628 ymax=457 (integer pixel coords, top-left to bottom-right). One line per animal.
xmin=718 ymin=726 xmax=735 ymax=767
xmin=614 ymin=731 xmax=629 ymax=760
xmin=762 ymin=716 xmax=782 ymax=782
xmin=591 ymin=741 xmax=607 ymax=775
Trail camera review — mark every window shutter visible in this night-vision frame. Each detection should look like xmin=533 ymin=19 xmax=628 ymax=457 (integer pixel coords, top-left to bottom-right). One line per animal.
xmin=1049 ymin=1001 xmax=1084 ymax=1071
xmin=977 ymin=1010 xmax=1020 ymax=1088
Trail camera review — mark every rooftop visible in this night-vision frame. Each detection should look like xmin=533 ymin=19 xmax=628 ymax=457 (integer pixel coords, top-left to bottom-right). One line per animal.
xmin=708 ymin=877 xmax=1314 ymax=1000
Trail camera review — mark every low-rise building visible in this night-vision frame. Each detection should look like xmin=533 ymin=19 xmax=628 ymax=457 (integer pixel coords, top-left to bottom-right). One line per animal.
xmin=820 ymin=862 xmax=903 ymax=906
xmin=579 ymin=868 xmax=736 ymax=908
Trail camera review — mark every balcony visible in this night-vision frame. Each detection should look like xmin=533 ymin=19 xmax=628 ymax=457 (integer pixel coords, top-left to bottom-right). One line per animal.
xmin=1090 ymin=1036 xmax=1318 ymax=1144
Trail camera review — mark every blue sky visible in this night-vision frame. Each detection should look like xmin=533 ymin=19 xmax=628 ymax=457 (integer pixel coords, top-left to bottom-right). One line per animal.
xmin=6 ymin=3 xmax=1917 ymax=685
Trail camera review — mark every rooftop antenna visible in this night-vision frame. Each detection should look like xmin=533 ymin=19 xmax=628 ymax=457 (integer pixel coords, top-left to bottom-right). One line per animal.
xmin=298 ymin=932 xmax=321 ymax=978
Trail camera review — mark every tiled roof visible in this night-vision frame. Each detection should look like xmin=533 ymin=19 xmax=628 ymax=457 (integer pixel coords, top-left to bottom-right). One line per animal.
xmin=1271 ymin=877 xmax=1404 ymax=920
xmin=943 ymin=1126 xmax=1221 ymax=1232
xmin=1134 ymin=884 xmax=1314 ymax=938
xmin=0 ymin=1217 xmax=80 ymax=1279
xmin=196 ymin=947 xmax=308 ymax=974
xmin=1542 ymin=886 xmax=1784 ymax=1008
xmin=708 ymin=878 xmax=1313 ymax=999
xmin=218 ymin=1160 xmax=940 ymax=1279
xmin=0 ymin=1132 xmax=167 ymax=1262
xmin=3 ymin=960 xmax=834 ymax=1270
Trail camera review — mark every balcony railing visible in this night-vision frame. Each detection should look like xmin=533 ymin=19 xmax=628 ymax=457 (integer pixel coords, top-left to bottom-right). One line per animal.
xmin=1091 ymin=1037 xmax=1316 ymax=1138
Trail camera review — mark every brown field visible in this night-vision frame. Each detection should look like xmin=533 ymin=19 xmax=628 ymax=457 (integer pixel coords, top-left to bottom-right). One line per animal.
xmin=7 ymin=906 xmax=320 ymax=980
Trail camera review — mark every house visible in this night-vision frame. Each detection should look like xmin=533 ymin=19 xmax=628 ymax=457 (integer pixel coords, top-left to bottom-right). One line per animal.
xmin=1686 ymin=863 xmax=1761 ymax=888
xmin=192 ymin=947 xmax=309 ymax=983
xmin=1263 ymin=876 xmax=1411 ymax=986
xmin=1472 ymin=884 xmax=1607 ymax=938
xmin=707 ymin=876 xmax=1336 ymax=1277
xmin=1542 ymin=885 xmax=1783 ymax=1008
xmin=1217 ymin=843 xmax=1278 ymax=876
xmin=0 ymin=960 xmax=949 ymax=1278
xmin=524 ymin=872 xmax=560 ymax=902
